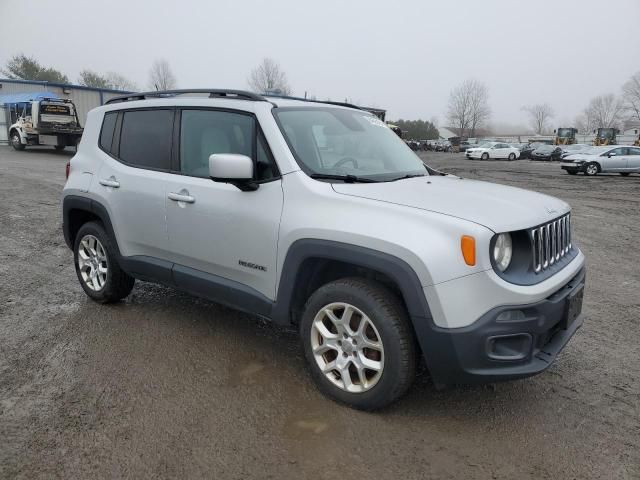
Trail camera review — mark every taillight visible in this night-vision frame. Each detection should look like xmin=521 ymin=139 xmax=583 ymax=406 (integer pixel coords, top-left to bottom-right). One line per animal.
xmin=65 ymin=161 xmax=70 ymax=179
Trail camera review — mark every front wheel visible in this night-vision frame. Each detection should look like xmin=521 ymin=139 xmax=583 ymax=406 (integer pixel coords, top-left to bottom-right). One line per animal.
xmin=584 ymin=162 xmax=599 ymax=176
xmin=620 ymin=173 xmax=630 ymax=177
xmin=11 ymin=132 xmax=25 ymax=151
xmin=300 ymin=277 xmax=417 ymax=410
xmin=481 ymin=153 xmax=489 ymax=160
xmin=508 ymin=153 xmax=516 ymax=161
xmin=54 ymin=145 xmax=65 ymax=151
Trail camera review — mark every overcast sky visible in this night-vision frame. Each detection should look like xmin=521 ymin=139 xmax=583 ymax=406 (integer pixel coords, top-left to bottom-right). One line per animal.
xmin=1 ymin=0 xmax=639 ymax=129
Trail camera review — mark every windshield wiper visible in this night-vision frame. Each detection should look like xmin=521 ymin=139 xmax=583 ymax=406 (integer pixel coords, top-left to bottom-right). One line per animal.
xmin=309 ymin=173 xmax=379 ymax=183
xmin=387 ymin=173 xmax=428 ymax=182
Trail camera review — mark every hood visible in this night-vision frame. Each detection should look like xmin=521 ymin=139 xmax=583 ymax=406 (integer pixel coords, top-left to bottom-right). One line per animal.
xmin=562 ymin=153 xmax=592 ymax=162
xmin=332 ymin=175 xmax=569 ymax=232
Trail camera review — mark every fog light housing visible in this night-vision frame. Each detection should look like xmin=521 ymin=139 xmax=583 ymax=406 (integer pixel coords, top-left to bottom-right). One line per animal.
xmin=496 ymin=310 xmax=526 ymax=322
xmin=486 ymin=333 xmax=532 ymax=361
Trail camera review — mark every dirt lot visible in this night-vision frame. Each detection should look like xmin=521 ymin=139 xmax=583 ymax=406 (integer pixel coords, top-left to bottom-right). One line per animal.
xmin=1 ymin=147 xmax=638 ymax=479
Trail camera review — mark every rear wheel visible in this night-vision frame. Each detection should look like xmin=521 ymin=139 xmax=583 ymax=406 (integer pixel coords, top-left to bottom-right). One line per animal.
xmin=54 ymin=145 xmax=65 ymax=151
xmin=481 ymin=152 xmax=489 ymax=160
xmin=620 ymin=173 xmax=630 ymax=177
xmin=567 ymin=170 xmax=578 ymax=175
xmin=584 ymin=162 xmax=599 ymax=176
xmin=11 ymin=131 xmax=25 ymax=151
xmin=74 ymin=221 xmax=135 ymax=303
xmin=300 ymin=277 xmax=416 ymax=410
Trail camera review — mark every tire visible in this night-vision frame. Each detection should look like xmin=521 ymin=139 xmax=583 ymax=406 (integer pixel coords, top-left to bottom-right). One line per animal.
xmin=481 ymin=153 xmax=489 ymax=160
xmin=508 ymin=153 xmax=516 ymax=161
xmin=11 ymin=131 xmax=25 ymax=151
xmin=54 ymin=145 xmax=65 ymax=151
xmin=73 ymin=221 xmax=135 ymax=303
xmin=300 ymin=277 xmax=417 ymax=410
xmin=567 ymin=171 xmax=577 ymax=175
xmin=584 ymin=162 xmax=599 ymax=176
xmin=620 ymin=173 xmax=630 ymax=177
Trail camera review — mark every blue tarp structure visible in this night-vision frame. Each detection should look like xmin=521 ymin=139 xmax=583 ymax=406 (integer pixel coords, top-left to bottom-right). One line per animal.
xmin=0 ymin=91 xmax=60 ymax=106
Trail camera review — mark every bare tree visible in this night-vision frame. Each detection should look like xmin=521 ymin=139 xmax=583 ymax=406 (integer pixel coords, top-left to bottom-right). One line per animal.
xmin=105 ymin=72 xmax=137 ymax=91
xmin=467 ymin=80 xmax=490 ymax=137
xmin=523 ymin=103 xmax=555 ymax=134
xmin=78 ymin=70 xmax=137 ymax=91
xmin=447 ymin=79 xmax=490 ymax=137
xmin=622 ymin=71 xmax=640 ymax=123
xmin=247 ymin=58 xmax=291 ymax=95
xmin=148 ymin=59 xmax=177 ymax=91
xmin=584 ymin=94 xmax=624 ymax=129
xmin=575 ymin=113 xmax=595 ymax=135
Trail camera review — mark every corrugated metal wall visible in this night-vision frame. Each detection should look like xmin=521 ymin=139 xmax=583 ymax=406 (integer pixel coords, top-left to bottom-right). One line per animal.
xmin=0 ymin=106 xmax=8 ymax=145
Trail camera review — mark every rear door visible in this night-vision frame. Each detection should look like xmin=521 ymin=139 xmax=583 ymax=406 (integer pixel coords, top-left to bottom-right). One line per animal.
xmin=624 ymin=147 xmax=640 ymax=172
xmin=94 ymin=108 xmax=173 ymax=260
xmin=164 ymin=108 xmax=283 ymax=300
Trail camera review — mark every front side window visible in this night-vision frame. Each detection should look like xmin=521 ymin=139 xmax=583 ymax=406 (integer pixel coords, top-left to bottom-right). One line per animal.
xmin=274 ymin=107 xmax=427 ymax=181
xmin=119 ymin=109 xmax=173 ymax=170
xmin=179 ymin=109 xmax=277 ymax=181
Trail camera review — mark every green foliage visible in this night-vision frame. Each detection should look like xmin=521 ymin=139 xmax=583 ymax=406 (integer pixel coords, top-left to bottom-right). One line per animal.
xmin=389 ymin=119 xmax=439 ymax=140
xmin=78 ymin=70 xmax=110 ymax=88
xmin=2 ymin=54 xmax=69 ymax=83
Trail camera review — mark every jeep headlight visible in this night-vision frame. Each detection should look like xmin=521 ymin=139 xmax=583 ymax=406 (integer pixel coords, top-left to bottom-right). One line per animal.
xmin=493 ymin=233 xmax=513 ymax=272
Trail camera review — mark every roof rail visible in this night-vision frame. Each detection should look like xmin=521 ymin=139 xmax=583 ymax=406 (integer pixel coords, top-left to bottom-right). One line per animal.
xmin=105 ymin=89 xmax=267 ymax=105
xmin=261 ymin=93 xmax=364 ymax=111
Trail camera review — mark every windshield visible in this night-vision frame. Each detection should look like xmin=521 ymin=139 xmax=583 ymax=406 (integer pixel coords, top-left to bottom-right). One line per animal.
xmin=557 ymin=128 xmax=573 ymax=137
xmin=274 ymin=108 xmax=428 ymax=181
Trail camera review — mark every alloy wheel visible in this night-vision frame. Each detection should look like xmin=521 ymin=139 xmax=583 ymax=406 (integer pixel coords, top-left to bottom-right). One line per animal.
xmin=310 ymin=302 xmax=384 ymax=393
xmin=77 ymin=235 xmax=108 ymax=291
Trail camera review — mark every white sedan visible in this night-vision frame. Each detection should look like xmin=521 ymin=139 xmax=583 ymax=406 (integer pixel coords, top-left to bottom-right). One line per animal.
xmin=466 ymin=142 xmax=521 ymax=161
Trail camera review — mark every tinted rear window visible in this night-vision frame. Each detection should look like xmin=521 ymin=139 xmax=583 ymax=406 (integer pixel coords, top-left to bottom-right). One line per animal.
xmin=119 ymin=109 xmax=173 ymax=170
xmin=99 ymin=112 xmax=117 ymax=153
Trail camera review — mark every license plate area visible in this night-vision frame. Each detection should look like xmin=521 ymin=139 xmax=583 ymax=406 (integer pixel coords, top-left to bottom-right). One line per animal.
xmin=39 ymin=134 xmax=58 ymax=146
xmin=562 ymin=285 xmax=584 ymax=330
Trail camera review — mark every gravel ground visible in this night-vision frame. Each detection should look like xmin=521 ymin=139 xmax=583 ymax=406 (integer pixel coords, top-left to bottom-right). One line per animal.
xmin=1 ymin=147 xmax=638 ymax=479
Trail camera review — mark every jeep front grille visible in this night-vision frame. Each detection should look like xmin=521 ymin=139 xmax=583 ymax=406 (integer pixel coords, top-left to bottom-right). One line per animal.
xmin=530 ymin=214 xmax=572 ymax=273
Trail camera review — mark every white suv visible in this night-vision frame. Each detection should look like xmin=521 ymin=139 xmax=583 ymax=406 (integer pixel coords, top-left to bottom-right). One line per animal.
xmin=62 ymin=90 xmax=586 ymax=410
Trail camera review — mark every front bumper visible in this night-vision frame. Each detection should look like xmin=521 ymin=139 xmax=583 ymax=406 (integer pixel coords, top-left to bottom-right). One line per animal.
xmin=561 ymin=163 xmax=584 ymax=173
xmin=416 ymin=267 xmax=585 ymax=385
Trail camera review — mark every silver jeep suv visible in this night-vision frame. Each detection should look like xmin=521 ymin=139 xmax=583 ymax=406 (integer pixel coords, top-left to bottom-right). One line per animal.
xmin=62 ymin=89 xmax=586 ymax=410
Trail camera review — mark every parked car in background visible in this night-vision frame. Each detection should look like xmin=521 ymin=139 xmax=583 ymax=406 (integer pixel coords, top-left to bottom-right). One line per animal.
xmin=517 ymin=142 xmax=545 ymax=160
xmin=531 ymin=144 xmax=563 ymax=161
xmin=435 ymin=141 xmax=452 ymax=152
xmin=459 ymin=141 xmax=472 ymax=152
xmin=560 ymin=144 xmax=591 ymax=159
xmin=561 ymin=146 xmax=640 ymax=176
xmin=466 ymin=142 xmax=520 ymax=160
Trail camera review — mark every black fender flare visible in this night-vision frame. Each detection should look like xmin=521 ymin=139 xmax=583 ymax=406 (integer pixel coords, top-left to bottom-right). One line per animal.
xmin=270 ymin=239 xmax=433 ymax=325
xmin=62 ymin=195 xmax=120 ymax=256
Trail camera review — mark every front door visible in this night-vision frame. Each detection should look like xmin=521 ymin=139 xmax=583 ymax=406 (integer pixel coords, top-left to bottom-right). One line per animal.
xmin=164 ymin=108 xmax=283 ymax=300
xmin=601 ymin=147 xmax=627 ymax=172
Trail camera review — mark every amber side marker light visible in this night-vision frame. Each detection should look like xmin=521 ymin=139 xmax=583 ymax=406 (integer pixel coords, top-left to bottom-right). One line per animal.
xmin=461 ymin=235 xmax=476 ymax=266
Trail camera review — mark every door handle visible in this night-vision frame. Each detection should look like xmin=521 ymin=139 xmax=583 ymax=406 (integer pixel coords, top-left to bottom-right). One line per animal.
xmin=168 ymin=191 xmax=195 ymax=204
xmin=99 ymin=178 xmax=120 ymax=188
